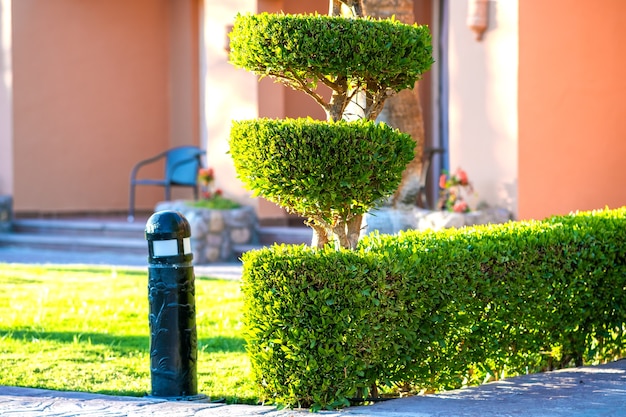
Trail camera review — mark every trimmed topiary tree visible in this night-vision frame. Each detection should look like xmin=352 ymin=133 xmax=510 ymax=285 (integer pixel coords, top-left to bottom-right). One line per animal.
xmin=228 ymin=12 xmax=433 ymax=249
xmin=227 ymin=8 xmax=436 ymax=409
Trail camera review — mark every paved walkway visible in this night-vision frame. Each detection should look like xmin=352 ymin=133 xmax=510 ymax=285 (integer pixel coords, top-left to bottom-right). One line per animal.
xmin=0 ymin=246 xmax=243 ymax=280
xmin=1 ymin=359 xmax=626 ymax=416
xmin=1 ymin=246 xmax=626 ymax=416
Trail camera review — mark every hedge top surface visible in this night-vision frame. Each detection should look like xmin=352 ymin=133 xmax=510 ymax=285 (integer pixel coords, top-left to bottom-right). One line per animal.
xmin=229 ymin=12 xmax=434 ymax=92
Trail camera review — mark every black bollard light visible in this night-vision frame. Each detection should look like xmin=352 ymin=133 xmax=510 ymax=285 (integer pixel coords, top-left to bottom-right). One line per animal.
xmin=145 ymin=210 xmax=202 ymax=399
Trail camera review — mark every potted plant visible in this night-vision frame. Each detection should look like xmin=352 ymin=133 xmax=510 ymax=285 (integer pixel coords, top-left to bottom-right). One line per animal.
xmin=189 ymin=167 xmax=242 ymax=210
xmin=438 ymin=167 xmax=474 ymax=213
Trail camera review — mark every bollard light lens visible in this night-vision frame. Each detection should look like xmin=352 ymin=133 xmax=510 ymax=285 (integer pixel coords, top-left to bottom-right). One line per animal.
xmin=151 ymin=237 xmax=192 ymax=257
xmin=152 ymin=239 xmax=179 ymax=257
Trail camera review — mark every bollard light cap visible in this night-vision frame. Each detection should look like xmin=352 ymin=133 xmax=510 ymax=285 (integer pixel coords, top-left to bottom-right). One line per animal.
xmin=145 ymin=211 xmax=193 ymax=263
xmin=145 ymin=210 xmax=191 ymax=241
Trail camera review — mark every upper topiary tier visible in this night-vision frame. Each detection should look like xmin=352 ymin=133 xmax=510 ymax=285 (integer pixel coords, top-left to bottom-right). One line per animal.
xmin=229 ymin=13 xmax=434 ymax=121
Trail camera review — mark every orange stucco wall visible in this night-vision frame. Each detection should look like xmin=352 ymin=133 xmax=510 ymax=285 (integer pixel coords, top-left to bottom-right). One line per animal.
xmin=518 ymin=0 xmax=626 ymax=219
xmin=12 ymin=0 xmax=199 ymax=215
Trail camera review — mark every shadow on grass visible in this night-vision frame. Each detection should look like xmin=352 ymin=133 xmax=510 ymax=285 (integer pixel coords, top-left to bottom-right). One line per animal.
xmin=0 ymin=276 xmax=45 ymax=285
xmin=199 ymin=336 xmax=246 ymax=353
xmin=1 ymin=329 xmax=246 ymax=353
xmin=0 ymin=329 xmax=148 ymax=351
xmin=43 ymin=266 xmax=147 ymax=276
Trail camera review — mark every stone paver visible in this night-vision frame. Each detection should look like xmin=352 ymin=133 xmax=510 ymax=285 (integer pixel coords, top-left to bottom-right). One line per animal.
xmin=0 ymin=386 xmax=294 ymax=416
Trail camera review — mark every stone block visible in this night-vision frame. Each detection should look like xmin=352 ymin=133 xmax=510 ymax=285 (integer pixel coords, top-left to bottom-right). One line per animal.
xmin=224 ymin=206 xmax=257 ymax=227
xmin=420 ymin=211 xmax=465 ymax=230
xmin=186 ymin=211 xmax=209 ymax=237
xmin=205 ymin=233 xmax=223 ymax=247
xmin=208 ymin=211 xmax=224 ymax=233
xmin=362 ymin=205 xmax=511 ymax=237
xmin=204 ymin=246 xmax=221 ymax=263
xmin=230 ymin=227 xmax=252 ymax=244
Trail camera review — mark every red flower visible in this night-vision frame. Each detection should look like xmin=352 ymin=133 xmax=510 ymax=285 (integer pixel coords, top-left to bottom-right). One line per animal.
xmin=455 ymin=168 xmax=469 ymax=186
xmin=453 ymin=200 xmax=468 ymax=213
xmin=439 ymin=174 xmax=447 ymax=189
xmin=198 ymin=167 xmax=214 ymax=185
xmin=439 ymin=167 xmax=474 ymax=213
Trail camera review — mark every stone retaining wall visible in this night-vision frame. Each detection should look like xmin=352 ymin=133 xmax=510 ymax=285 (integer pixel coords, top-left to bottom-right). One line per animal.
xmin=362 ymin=205 xmax=511 ymax=236
xmin=155 ymin=201 xmax=258 ymax=264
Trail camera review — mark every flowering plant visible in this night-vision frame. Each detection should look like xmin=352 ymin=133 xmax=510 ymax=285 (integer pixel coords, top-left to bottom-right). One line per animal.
xmin=438 ymin=167 xmax=473 ymax=213
xmin=198 ymin=167 xmax=221 ymax=199
xmin=193 ymin=167 xmax=240 ymax=210
xmin=198 ymin=167 xmax=214 ymax=186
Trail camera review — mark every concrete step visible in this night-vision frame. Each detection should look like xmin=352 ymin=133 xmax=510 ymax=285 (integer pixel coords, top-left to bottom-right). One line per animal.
xmin=1 ymin=218 xmax=148 ymax=255
xmin=0 ymin=232 xmax=147 ymax=255
xmin=11 ymin=218 xmax=145 ymax=239
xmin=0 ymin=219 xmax=313 ymax=260
xmin=233 ymin=228 xmax=312 ymax=260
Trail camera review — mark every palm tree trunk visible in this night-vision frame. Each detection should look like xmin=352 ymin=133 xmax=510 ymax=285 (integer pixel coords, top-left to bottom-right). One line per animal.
xmin=362 ymin=0 xmax=426 ymax=207
xmin=329 ymin=0 xmax=365 ymax=17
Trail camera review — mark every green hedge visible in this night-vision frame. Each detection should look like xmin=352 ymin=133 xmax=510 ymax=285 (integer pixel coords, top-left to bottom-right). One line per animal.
xmin=241 ymin=207 xmax=626 ymax=409
xmin=229 ymin=13 xmax=433 ymax=93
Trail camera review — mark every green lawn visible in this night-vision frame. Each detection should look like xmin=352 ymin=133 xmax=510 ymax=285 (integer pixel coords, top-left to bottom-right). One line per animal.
xmin=0 ymin=264 xmax=257 ymax=404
